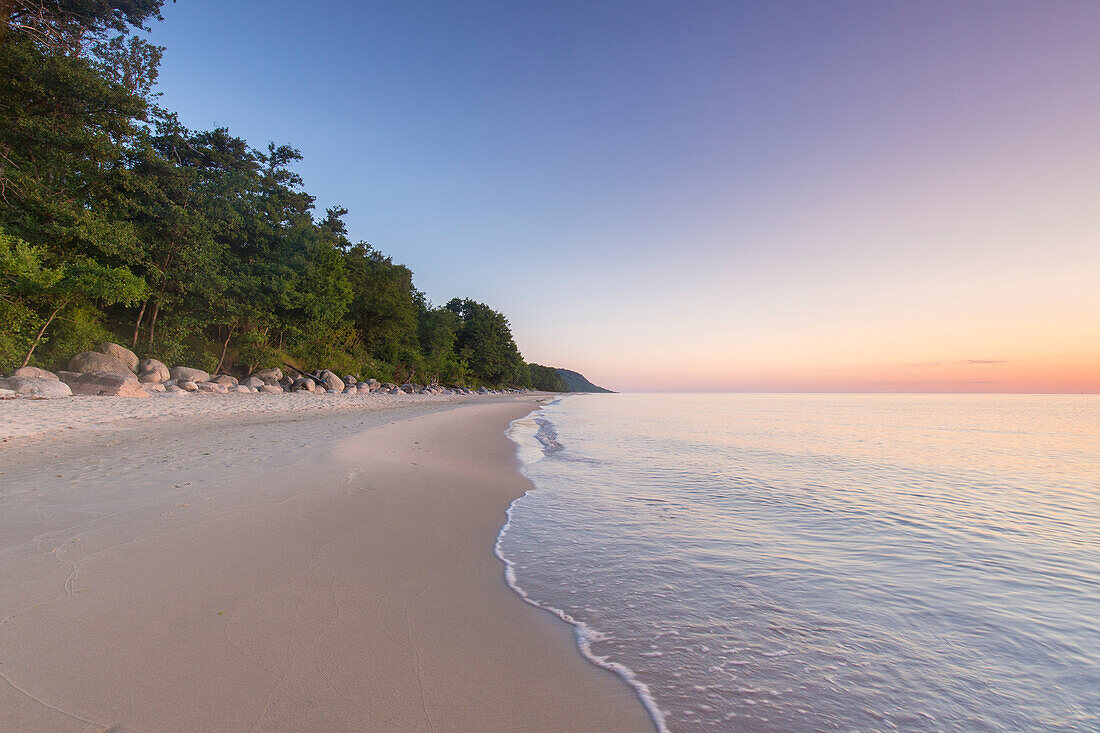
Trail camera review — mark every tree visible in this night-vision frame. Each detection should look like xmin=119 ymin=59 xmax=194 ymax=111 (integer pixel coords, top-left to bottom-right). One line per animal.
xmin=0 ymin=231 xmax=145 ymax=369
xmin=445 ymin=298 xmax=527 ymax=386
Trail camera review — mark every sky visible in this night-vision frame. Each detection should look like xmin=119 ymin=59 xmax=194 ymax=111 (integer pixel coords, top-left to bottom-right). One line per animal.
xmin=147 ymin=0 xmax=1100 ymax=392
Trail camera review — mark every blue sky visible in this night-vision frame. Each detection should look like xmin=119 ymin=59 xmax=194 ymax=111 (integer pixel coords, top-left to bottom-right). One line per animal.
xmin=147 ymin=1 xmax=1100 ymax=391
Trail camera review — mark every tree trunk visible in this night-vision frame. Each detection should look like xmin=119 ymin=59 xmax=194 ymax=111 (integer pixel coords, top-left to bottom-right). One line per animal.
xmin=146 ymin=299 xmax=160 ymax=347
xmin=20 ymin=302 xmax=66 ymax=368
xmin=214 ymin=326 xmax=234 ymax=375
xmin=130 ymin=299 xmax=148 ymax=348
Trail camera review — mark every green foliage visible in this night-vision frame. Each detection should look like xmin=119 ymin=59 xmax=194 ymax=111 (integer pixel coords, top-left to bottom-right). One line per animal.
xmin=0 ymin=5 xmax=546 ymax=385
xmin=527 ymin=363 xmax=569 ymax=392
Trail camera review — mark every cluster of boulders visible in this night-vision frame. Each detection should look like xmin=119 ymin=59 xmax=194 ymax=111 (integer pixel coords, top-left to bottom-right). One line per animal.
xmin=1 ymin=342 xmax=528 ymax=400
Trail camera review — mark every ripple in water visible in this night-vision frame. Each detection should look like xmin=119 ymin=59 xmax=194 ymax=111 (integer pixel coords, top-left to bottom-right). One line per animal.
xmin=500 ymin=394 xmax=1100 ymax=732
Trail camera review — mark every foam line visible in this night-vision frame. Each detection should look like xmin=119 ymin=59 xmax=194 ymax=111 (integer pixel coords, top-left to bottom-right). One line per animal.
xmin=497 ymin=405 xmax=670 ymax=733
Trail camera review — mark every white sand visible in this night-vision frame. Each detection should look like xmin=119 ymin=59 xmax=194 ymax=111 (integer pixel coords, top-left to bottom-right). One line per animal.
xmin=0 ymin=395 xmax=655 ymax=731
xmin=0 ymin=390 xmax=479 ymax=442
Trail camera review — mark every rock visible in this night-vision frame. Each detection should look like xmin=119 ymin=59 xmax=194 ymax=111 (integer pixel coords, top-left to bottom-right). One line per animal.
xmin=342 ymin=387 xmax=356 ymax=394
xmin=68 ymin=371 xmax=147 ymax=398
xmin=253 ymin=367 xmax=283 ymax=381
xmin=97 ymin=342 xmax=139 ymax=372
xmin=56 ymin=371 xmax=81 ymax=383
xmin=263 ymin=378 xmax=281 ymax=388
xmin=211 ymin=375 xmax=238 ymax=387
xmin=196 ymin=381 xmax=228 ymax=394
xmin=178 ymin=380 xmax=198 ymax=392
xmin=357 ymin=383 xmax=372 ymax=393
xmin=341 ymin=374 xmax=357 ymax=386
xmin=477 ymin=387 xmax=489 ymax=394
xmin=382 ymin=382 xmax=396 ymax=391
xmin=366 ymin=378 xmax=380 ymax=387
xmin=292 ymin=377 xmax=316 ymax=392
xmin=137 ymin=358 xmax=170 ymax=383
xmin=387 ymin=388 xmax=403 ymax=395
xmin=318 ymin=370 xmax=344 ymax=392
xmin=68 ymin=351 xmax=133 ymax=375
xmin=242 ymin=376 xmax=265 ymax=389
xmin=0 ymin=388 xmax=16 ymax=399
xmin=232 ymin=385 xmax=251 ymax=393
xmin=165 ymin=384 xmax=185 ymax=393
xmin=170 ymin=366 xmax=210 ymax=383
xmin=259 ymin=384 xmax=282 ymax=394
xmin=12 ymin=366 xmax=58 ymax=380
xmin=0 ymin=376 xmax=72 ymax=398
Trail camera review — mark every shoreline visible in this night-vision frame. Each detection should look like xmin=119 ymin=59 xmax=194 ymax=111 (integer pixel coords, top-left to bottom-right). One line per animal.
xmin=0 ymin=396 xmax=654 ymax=731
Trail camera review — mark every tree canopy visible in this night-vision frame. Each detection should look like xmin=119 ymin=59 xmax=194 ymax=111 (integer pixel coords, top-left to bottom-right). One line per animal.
xmin=0 ymin=4 xmax=572 ymax=389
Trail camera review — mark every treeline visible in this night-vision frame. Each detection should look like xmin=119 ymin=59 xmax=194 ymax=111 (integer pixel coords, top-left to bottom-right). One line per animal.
xmin=0 ymin=0 xmax=560 ymax=389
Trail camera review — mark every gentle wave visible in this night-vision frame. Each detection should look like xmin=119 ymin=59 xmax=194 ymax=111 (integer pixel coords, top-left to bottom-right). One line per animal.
xmin=500 ymin=409 xmax=669 ymax=732
xmin=499 ymin=394 xmax=1100 ymax=732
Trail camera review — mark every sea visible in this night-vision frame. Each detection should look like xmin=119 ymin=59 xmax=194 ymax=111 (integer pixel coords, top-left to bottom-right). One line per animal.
xmin=497 ymin=394 xmax=1099 ymax=732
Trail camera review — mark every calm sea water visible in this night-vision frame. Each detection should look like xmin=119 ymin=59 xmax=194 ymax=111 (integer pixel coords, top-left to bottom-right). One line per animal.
xmin=498 ymin=394 xmax=1100 ymax=732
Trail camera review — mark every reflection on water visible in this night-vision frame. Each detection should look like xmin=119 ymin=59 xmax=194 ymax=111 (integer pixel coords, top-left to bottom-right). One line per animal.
xmin=502 ymin=394 xmax=1100 ymax=732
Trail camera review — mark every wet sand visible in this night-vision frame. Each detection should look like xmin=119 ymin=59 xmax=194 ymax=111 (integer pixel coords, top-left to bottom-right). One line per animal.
xmin=0 ymin=396 xmax=654 ymax=731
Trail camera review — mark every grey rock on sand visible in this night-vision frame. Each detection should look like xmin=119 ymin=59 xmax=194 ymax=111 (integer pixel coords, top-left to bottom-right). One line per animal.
xmin=0 ymin=376 xmax=72 ymax=398
xmin=12 ymin=366 xmax=59 ymax=380
xmin=68 ymin=371 xmax=148 ymax=398
xmin=292 ymin=377 xmax=317 ymax=392
xmin=242 ymin=376 xmax=265 ymax=389
xmin=178 ymin=380 xmax=199 ymax=392
xmin=170 ymin=366 xmax=211 ymax=383
xmin=252 ymin=367 xmax=282 ymax=381
xmin=0 ymin=388 xmax=15 ymax=399
xmin=259 ymin=384 xmax=283 ymax=394
xmin=138 ymin=358 xmax=170 ymax=383
xmin=98 ymin=341 xmax=140 ymax=371
xmin=212 ymin=375 xmax=238 ymax=387
xmin=68 ymin=351 xmax=133 ymax=375
xmin=318 ymin=370 xmax=345 ymax=392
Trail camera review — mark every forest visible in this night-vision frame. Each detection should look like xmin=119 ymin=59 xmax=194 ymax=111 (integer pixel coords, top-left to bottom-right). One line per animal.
xmin=0 ymin=0 xmax=571 ymax=390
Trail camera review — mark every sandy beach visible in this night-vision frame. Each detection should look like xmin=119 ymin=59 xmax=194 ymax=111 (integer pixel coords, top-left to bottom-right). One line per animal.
xmin=0 ymin=395 xmax=654 ymax=731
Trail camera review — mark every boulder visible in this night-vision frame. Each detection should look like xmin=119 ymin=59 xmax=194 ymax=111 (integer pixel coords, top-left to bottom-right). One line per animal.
xmin=263 ymin=378 xmax=281 ymax=388
xmin=318 ymin=370 xmax=344 ymax=392
xmin=387 ymin=388 xmax=403 ymax=395
xmin=253 ymin=367 xmax=283 ymax=381
xmin=56 ymin=371 xmax=81 ymax=383
xmin=165 ymin=384 xmax=185 ymax=393
xmin=341 ymin=374 xmax=357 ymax=386
xmin=0 ymin=376 xmax=72 ymax=398
xmin=259 ymin=384 xmax=282 ymax=394
xmin=0 ymin=388 xmax=15 ymax=399
xmin=137 ymin=358 xmax=170 ymax=383
xmin=69 ymin=351 xmax=133 ymax=375
xmin=178 ymin=380 xmax=198 ymax=392
xmin=381 ymin=382 xmax=396 ymax=391
xmin=292 ymin=377 xmax=316 ymax=392
xmin=232 ymin=385 xmax=251 ymax=394
xmin=242 ymin=376 xmax=265 ymax=389
xmin=196 ymin=382 xmax=228 ymax=394
xmin=97 ymin=342 xmax=139 ymax=372
xmin=211 ymin=375 xmax=238 ymax=387
xmin=68 ymin=371 xmax=147 ymax=398
xmin=12 ymin=366 xmax=58 ymax=380
xmin=170 ymin=366 xmax=210 ymax=383
xmin=144 ymin=383 xmax=167 ymax=394
xmin=357 ymin=383 xmax=372 ymax=393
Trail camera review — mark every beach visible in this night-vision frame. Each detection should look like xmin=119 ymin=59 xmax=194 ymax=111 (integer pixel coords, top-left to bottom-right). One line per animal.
xmin=0 ymin=395 xmax=654 ymax=731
